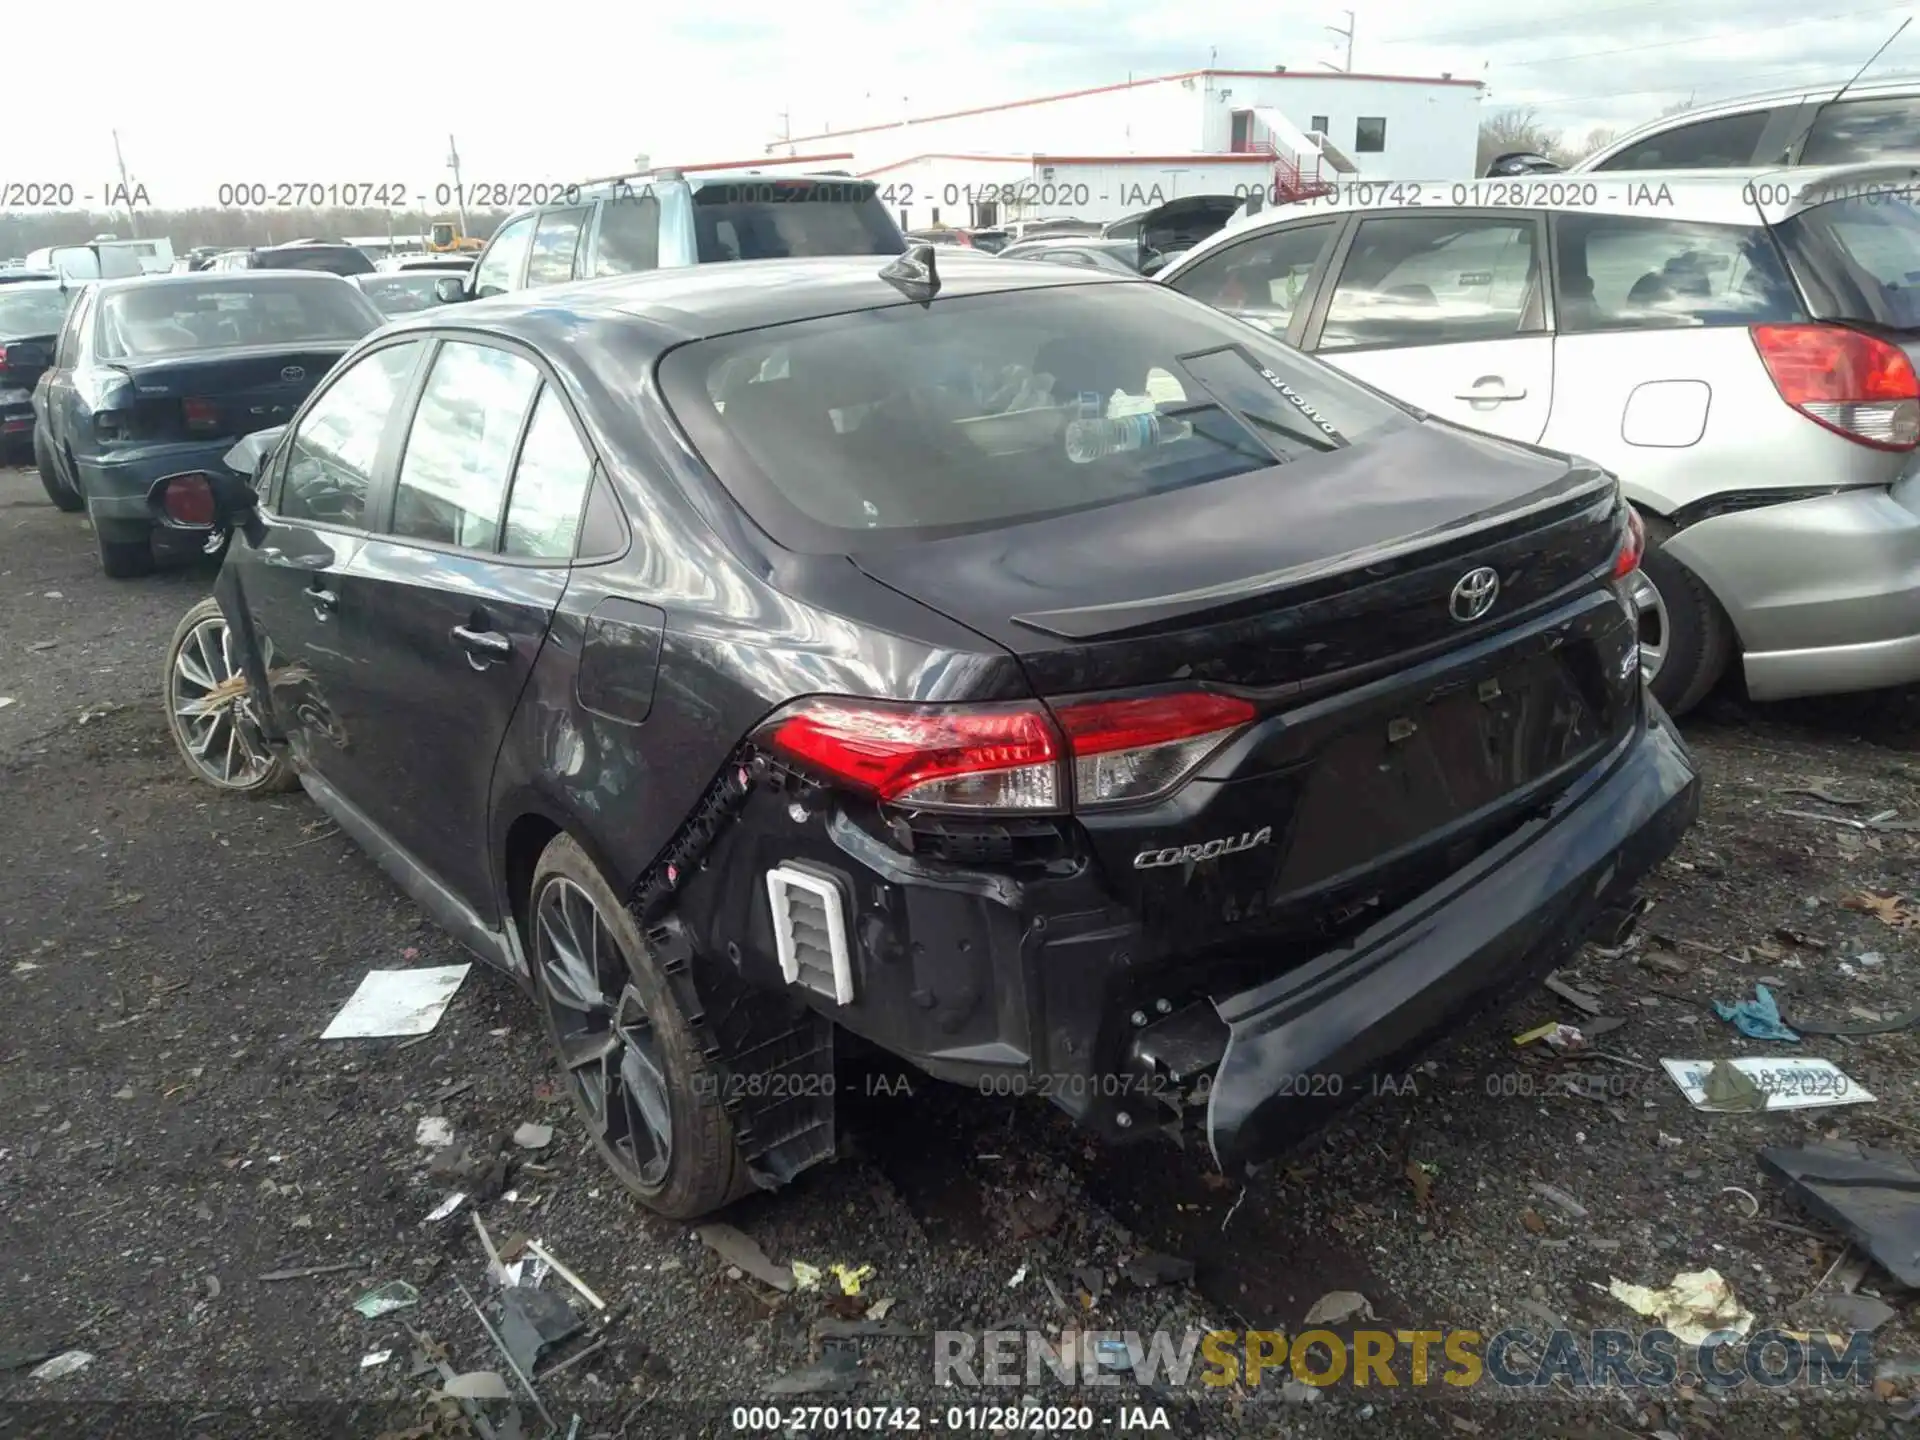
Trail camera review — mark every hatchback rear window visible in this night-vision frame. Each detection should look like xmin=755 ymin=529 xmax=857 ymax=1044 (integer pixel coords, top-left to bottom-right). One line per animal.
xmin=692 ymin=180 xmax=905 ymax=263
xmin=658 ymin=281 xmax=1410 ymax=551
xmin=1776 ymin=194 xmax=1920 ymax=329
xmin=255 ymin=247 xmax=376 ymax=277
xmin=97 ymin=278 xmax=380 ymax=358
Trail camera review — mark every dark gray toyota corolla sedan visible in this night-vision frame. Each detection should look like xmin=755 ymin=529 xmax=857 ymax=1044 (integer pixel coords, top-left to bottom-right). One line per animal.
xmin=150 ymin=247 xmax=1699 ymax=1218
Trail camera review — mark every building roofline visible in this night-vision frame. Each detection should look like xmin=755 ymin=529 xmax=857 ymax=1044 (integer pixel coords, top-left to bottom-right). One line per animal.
xmin=773 ymin=68 xmax=1485 ymax=148
xmin=859 ymin=151 xmax=1277 ymax=176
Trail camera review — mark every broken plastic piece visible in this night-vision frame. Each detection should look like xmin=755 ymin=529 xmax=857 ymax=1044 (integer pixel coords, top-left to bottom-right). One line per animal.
xmin=524 ymin=1241 xmax=605 ymax=1310
xmin=512 ymin=1122 xmax=553 ymax=1150
xmin=765 ymin=1346 xmax=862 ymax=1395
xmin=29 ymin=1351 xmax=93 ymax=1381
xmin=1121 ymin=1252 xmax=1196 ymax=1287
xmin=354 ymin=1280 xmax=421 ymax=1319
xmin=361 ymin=1349 xmax=393 ymax=1369
xmin=500 ymin=1286 xmax=584 ymax=1377
xmin=442 ymin=1371 xmax=513 ymax=1400
xmin=1761 ymin=1143 xmax=1920 ymax=1288
xmin=321 ymin=964 xmax=471 ymax=1039
xmin=792 ymin=1261 xmax=822 ymax=1292
xmin=426 ymin=1192 xmax=467 ymax=1222
xmin=415 ymin=1116 xmax=453 ymax=1148
xmin=697 ymin=1225 xmax=794 ymax=1293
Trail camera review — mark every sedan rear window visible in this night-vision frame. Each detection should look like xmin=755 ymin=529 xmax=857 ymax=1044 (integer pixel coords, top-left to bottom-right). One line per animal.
xmin=658 ymin=281 xmax=1409 ymax=551
xmin=97 ymin=278 xmax=381 ymax=358
xmin=692 ymin=181 xmax=905 ymax=263
xmin=0 ymin=287 xmax=68 ymax=336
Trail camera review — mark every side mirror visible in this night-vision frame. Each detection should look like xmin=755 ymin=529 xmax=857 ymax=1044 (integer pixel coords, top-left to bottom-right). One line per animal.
xmin=146 ymin=470 xmax=257 ymax=531
xmin=433 ymin=276 xmax=468 ymax=304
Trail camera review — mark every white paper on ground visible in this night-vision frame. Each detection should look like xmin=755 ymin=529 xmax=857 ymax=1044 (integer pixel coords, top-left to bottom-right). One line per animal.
xmin=1661 ymin=1057 xmax=1875 ymax=1112
xmin=321 ymin=965 xmax=471 ymax=1039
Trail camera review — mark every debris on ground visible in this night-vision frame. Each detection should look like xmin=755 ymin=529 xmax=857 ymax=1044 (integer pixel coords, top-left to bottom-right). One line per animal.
xmin=1711 ymin=984 xmax=1799 ymax=1042
xmin=1121 ymin=1251 xmax=1195 ymax=1287
xmin=258 ymin=1261 xmax=362 ymax=1282
xmin=523 ymin=1241 xmax=605 ymax=1310
xmin=1528 ymin=1182 xmax=1589 ymax=1220
xmin=1842 ymin=891 xmax=1920 ymax=930
xmin=415 ymin=1116 xmax=454 ymax=1148
xmin=320 ymin=963 xmax=471 ymax=1039
xmin=1406 ymin=1159 xmax=1436 ymax=1207
xmin=1762 ymin=1144 xmax=1920 ymax=1287
xmin=1607 ymin=1268 xmax=1755 ymax=1346
xmin=1797 ymin=1292 xmax=1899 ymax=1335
xmin=360 ymin=1348 xmax=393 ymax=1369
xmin=1071 ymin=1265 xmax=1104 ymax=1303
xmin=830 ymin=1263 xmax=874 ymax=1296
xmin=1663 ymin=1057 xmax=1875 ymax=1113
xmin=511 ymin=1122 xmax=553 ymax=1151
xmin=1783 ymin=997 xmax=1920 ymax=1037
xmin=696 ymin=1224 xmax=795 ymax=1293
xmin=441 ymin=1371 xmax=513 ymax=1401
xmin=28 ymin=1350 xmax=93 ymax=1381
xmin=499 ymin=1286 xmax=584 ymax=1375
xmin=765 ymin=1346 xmax=862 ymax=1395
xmin=428 ymin=1139 xmax=508 ymax=1204
xmin=454 ymin=1280 xmax=554 ymax=1429
xmin=791 ymin=1261 xmax=822 ymax=1292
xmin=1303 ymin=1290 xmax=1373 ymax=1326
xmin=425 ymin=1192 xmax=467 ymax=1223
xmin=1638 ymin=949 xmax=1691 ymax=978
xmin=354 ymin=1280 xmax=421 ymax=1318
xmin=1514 ymin=1021 xmax=1587 ymax=1051
xmin=1007 ymin=1263 xmax=1029 ymax=1288
xmin=1544 ymin=973 xmax=1606 ymax=1016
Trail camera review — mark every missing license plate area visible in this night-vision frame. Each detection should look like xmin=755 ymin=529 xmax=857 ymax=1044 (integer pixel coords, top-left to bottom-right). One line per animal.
xmin=1275 ymin=653 xmax=1600 ymax=892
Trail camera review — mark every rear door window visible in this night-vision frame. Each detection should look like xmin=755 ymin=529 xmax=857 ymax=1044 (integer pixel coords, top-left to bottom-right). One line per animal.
xmin=692 ymin=180 xmax=904 ymax=262
xmin=502 ymin=387 xmax=596 ymax=558
xmin=391 ymin=341 xmax=542 ymax=550
xmin=656 ymin=281 xmax=1410 ymax=552
xmin=1801 ymin=96 xmax=1920 ymax=164
xmin=1166 ymin=221 xmax=1340 ymax=336
xmin=526 ymin=208 xmax=589 ymax=287
xmin=592 ymin=192 xmax=661 ymax=276
xmin=1590 ymin=109 xmax=1771 ymax=170
xmin=278 ymin=341 xmax=425 ymax=529
xmin=473 ymin=215 xmax=536 ymax=297
xmin=1317 ymin=215 xmax=1542 ymax=350
xmin=1550 ymin=214 xmax=1803 ymax=332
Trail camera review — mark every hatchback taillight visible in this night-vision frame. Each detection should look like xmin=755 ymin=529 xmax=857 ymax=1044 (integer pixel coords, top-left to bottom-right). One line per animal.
xmin=1751 ymin=323 xmax=1920 ymax=451
xmin=757 ymin=690 xmax=1256 ymax=813
xmin=1612 ymin=505 xmax=1645 ymax=579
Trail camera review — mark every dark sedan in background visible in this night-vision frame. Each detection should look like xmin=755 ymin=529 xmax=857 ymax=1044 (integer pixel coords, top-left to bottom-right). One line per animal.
xmin=354 ymin=271 xmax=460 ymax=317
xmin=996 ymin=236 xmax=1156 ymax=273
xmin=0 ymin=277 xmax=70 ymax=467
xmin=34 ymin=271 xmax=382 ymax=575
xmin=155 ymin=248 xmax=1696 ymax=1219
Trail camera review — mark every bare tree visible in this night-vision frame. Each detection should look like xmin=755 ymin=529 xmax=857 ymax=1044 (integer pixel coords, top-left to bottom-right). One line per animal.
xmin=1565 ymin=125 xmax=1618 ymax=162
xmin=1477 ymin=107 xmax=1574 ymax=170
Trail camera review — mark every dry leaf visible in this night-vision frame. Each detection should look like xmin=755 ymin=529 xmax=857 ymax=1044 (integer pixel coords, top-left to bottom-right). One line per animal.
xmin=1520 ymin=1208 xmax=1548 ymax=1235
xmin=1842 ymin=891 xmax=1920 ymax=929
xmin=1405 ymin=1159 xmax=1433 ymax=1208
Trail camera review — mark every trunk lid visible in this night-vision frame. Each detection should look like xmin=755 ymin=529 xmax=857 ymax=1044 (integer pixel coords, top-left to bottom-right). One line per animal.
xmin=853 ymin=421 xmax=1639 ymax=959
xmin=111 ymin=346 xmax=347 ymax=443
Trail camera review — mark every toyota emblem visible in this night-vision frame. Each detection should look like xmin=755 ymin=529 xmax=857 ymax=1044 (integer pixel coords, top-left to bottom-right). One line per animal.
xmin=1449 ymin=566 xmax=1501 ymax=623
xmin=280 ymin=365 xmax=305 ymax=382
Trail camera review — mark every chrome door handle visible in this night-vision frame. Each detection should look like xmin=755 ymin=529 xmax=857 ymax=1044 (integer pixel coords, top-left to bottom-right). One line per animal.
xmin=452 ymin=625 xmax=511 ymax=659
xmin=1456 ymin=376 xmax=1527 ymax=403
xmin=304 ymin=584 xmax=338 ymax=615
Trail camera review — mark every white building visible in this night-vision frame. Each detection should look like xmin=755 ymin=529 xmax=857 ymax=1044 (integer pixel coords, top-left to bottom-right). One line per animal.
xmin=765 ymin=68 xmax=1485 ymax=231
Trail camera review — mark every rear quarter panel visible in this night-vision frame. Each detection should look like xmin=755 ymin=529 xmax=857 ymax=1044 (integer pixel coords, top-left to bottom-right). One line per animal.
xmin=1540 ymin=327 xmax=1894 ymax=515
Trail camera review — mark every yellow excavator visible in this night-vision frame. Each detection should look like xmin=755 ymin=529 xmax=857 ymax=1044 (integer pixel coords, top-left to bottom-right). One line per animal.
xmin=424 ymin=221 xmax=482 ymax=255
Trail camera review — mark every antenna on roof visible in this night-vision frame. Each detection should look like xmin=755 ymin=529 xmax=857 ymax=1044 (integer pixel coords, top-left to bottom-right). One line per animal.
xmin=1779 ymin=16 xmax=1911 ymax=162
xmin=879 ymin=243 xmax=940 ymax=305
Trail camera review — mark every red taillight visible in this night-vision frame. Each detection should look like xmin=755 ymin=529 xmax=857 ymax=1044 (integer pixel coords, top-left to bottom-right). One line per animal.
xmin=759 ymin=699 xmax=1063 ymax=810
xmin=162 ymin=474 xmax=217 ymax=527
xmin=183 ymin=397 xmax=220 ymax=433
xmin=757 ymin=690 xmax=1257 ymax=812
xmin=1612 ymin=506 xmax=1645 ymax=579
xmin=1054 ymin=692 xmax=1257 ymax=807
xmin=1751 ymin=324 xmax=1920 ymax=450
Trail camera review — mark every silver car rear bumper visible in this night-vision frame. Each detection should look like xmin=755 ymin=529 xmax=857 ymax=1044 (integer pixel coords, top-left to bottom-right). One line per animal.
xmin=1664 ymin=475 xmax=1920 ymax=702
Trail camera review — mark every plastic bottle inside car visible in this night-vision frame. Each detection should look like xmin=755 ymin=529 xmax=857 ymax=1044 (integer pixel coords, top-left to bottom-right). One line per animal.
xmin=1064 ymin=412 xmax=1194 ymax=463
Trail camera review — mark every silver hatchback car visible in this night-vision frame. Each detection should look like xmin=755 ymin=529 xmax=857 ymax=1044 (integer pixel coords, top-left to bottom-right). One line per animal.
xmin=1157 ymin=163 xmax=1920 ymax=716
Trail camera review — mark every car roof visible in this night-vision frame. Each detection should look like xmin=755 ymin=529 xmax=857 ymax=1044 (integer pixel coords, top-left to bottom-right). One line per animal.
xmin=1592 ymin=76 xmax=1920 ymax=162
xmin=491 ymin=169 xmax=876 ymax=228
xmin=1164 ymin=159 xmax=1920 ymax=274
xmin=374 ymin=252 xmax=1130 ymax=350
xmin=92 ymin=269 xmax=355 ymax=293
xmin=1004 ymin=236 xmax=1131 ymax=251
xmin=0 ymin=271 xmax=61 ymax=286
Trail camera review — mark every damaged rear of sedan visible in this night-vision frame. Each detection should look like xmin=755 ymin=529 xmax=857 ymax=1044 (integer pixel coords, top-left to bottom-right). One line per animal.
xmin=160 ymin=249 xmax=1698 ymax=1219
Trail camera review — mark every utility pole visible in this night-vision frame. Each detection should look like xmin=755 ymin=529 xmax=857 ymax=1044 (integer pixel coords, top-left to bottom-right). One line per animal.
xmin=446 ymin=134 xmax=469 ymax=239
xmin=110 ymin=129 xmax=140 ymax=237
xmin=1325 ymin=9 xmax=1355 ymax=72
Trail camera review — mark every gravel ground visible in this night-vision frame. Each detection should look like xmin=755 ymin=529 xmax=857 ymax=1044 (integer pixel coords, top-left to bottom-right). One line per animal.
xmin=2 ymin=462 xmax=1919 ymax=1440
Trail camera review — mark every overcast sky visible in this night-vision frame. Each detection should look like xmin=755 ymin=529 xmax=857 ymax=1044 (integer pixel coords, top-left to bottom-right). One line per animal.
xmin=8 ymin=0 xmax=1919 ymax=207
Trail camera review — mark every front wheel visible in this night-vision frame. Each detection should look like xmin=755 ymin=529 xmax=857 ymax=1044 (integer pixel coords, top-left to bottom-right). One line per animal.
xmin=1630 ymin=512 xmax=1733 ymax=718
xmin=163 ymin=597 xmax=298 ymax=794
xmin=528 ymin=832 xmax=752 ymax=1219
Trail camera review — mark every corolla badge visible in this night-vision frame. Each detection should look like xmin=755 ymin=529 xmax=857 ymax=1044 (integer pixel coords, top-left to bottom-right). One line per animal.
xmin=1134 ymin=826 xmax=1273 ymax=869
xmin=1449 ymin=566 xmax=1501 ymax=623
xmin=280 ymin=365 xmax=305 ymax=382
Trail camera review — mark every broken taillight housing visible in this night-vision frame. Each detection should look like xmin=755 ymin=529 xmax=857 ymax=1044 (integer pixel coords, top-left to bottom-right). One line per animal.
xmin=1613 ymin=505 xmax=1645 ymax=580
xmin=756 ymin=690 xmax=1257 ymax=813
xmin=1751 ymin=323 xmax=1920 ymax=451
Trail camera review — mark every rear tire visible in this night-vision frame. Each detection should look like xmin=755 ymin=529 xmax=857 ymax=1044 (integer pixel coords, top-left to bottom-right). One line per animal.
xmin=1633 ymin=511 xmax=1733 ymax=718
xmin=527 ymin=832 xmax=753 ymax=1219
xmin=34 ymin=430 xmax=83 ymax=513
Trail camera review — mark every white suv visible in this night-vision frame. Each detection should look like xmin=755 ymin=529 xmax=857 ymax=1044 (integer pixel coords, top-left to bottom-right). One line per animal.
xmin=1157 ymin=163 xmax=1920 ymax=716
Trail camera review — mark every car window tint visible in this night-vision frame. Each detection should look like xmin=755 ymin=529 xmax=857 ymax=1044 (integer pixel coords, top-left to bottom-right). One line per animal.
xmin=657 ymin=282 xmax=1411 ymax=551
xmin=0 ymin=287 xmax=71 ymax=336
xmin=592 ymin=192 xmax=661 ymax=276
xmin=1780 ymin=195 xmax=1920 ymax=328
xmin=692 ymin=181 xmax=903 ymax=262
xmin=1318 ymin=216 xmax=1540 ymax=350
xmin=502 ymin=387 xmax=595 ymax=558
xmin=1801 ymin=96 xmax=1920 ymax=164
xmin=279 ymin=341 xmax=424 ymax=529
xmin=473 ymin=215 xmax=536 ymax=297
xmin=526 ymin=208 xmax=589 ymax=288
xmin=392 ymin=342 xmax=541 ymax=550
xmin=1551 ymin=213 xmax=1803 ymax=333
xmin=1593 ymin=109 xmax=1770 ymax=170
xmin=1168 ymin=222 xmax=1338 ymax=337
xmin=54 ymin=287 xmax=92 ymax=365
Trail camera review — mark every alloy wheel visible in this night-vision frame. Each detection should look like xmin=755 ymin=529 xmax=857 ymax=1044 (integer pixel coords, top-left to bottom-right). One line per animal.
xmin=1628 ymin=571 xmax=1668 ymax=685
xmin=534 ymin=876 xmax=673 ymax=1188
xmin=170 ymin=615 xmax=275 ymax=788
